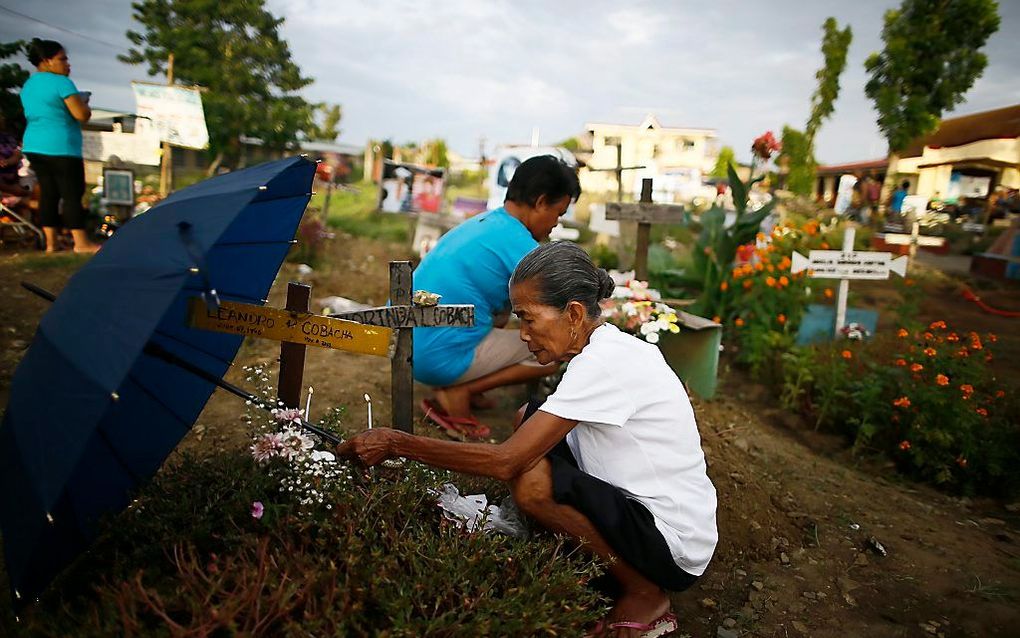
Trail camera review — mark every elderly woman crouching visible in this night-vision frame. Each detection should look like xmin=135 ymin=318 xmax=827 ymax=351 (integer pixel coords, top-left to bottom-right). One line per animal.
xmin=339 ymin=242 xmax=717 ymax=637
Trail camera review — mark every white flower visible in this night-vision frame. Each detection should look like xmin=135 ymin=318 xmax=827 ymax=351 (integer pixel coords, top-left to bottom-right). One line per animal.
xmin=311 ymin=450 xmax=336 ymax=463
xmin=251 ymin=432 xmax=285 ymax=463
xmin=273 ymin=407 xmax=304 ymax=424
xmin=645 ymin=331 xmax=660 ymax=344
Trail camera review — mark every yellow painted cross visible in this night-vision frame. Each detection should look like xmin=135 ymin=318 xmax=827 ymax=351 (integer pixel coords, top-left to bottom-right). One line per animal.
xmin=188 ymin=298 xmax=392 ymax=357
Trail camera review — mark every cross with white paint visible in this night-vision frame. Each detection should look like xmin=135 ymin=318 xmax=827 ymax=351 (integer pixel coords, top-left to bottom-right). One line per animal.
xmin=791 ymin=227 xmax=909 ymax=336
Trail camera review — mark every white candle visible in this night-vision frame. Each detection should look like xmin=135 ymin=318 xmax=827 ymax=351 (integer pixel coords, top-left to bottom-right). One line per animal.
xmin=364 ymin=393 xmax=373 ymax=430
xmin=304 ymin=386 xmax=313 ymax=422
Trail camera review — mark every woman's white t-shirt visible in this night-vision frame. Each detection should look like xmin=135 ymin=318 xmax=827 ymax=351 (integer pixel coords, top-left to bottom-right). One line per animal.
xmin=540 ymin=323 xmax=718 ymax=576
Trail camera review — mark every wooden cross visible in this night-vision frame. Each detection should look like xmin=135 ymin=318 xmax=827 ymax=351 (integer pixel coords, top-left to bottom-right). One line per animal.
xmin=187 ymin=260 xmax=474 ymax=435
xmin=329 ymin=260 xmax=475 ymax=433
xmin=881 ymin=221 xmax=947 ymax=258
xmin=605 ymin=178 xmax=686 ymax=281
xmin=588 ymin=137 xmax=645 ymax=203
xmin=791 ymin=227 xmax=908 ymax=336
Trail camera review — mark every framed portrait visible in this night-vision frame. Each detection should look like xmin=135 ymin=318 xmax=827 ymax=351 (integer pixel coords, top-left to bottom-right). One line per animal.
xmin=103 ymin=168 xmax=135 ymax=206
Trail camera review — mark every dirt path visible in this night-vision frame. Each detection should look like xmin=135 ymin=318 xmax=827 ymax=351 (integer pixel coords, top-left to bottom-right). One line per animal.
xmin=1 ymin=237 xmax=1018 ymax=637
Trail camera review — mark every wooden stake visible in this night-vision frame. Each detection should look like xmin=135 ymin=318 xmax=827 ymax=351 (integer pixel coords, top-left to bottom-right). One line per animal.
xmin=833 ymin=227 xmax=855 ymax=337
xmin=278 ymin=282 xmax=311 ymax=408
xmin=634 ymin=178 xmax=653 ymax=281
xmin=159 ymin=53 xmax=174 ymax=197
xmin=389 ymin=261 xmax=414 ymax=433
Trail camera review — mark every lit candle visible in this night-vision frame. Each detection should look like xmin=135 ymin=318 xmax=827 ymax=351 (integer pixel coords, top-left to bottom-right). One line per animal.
xmin=364 ymin=393 xmax=373 ymax=430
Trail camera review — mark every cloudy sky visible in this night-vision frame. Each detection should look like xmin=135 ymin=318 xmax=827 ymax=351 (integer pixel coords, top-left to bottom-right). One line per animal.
xmin=2 ymin=0 xmax=1018 ymax=164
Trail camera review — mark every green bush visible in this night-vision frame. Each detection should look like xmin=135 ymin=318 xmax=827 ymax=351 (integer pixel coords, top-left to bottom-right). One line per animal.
xmin=312 ymin=183 xmax=414 ymax=242
xmin=3 ymin=414 xmax=605 ymax=636
xmin=781 ymin=324 xmax=1020 ymax=496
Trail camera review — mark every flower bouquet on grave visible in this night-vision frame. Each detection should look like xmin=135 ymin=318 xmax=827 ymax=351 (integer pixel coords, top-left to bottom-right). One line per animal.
xmin=600 ymin=279 xmax=681 ymax=344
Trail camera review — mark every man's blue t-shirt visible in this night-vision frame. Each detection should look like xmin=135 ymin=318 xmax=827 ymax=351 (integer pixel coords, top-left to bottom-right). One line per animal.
xmin=413 ymin=207 xmax=537 ymax=386
xmin=20 ymin=72 xmax=83 ymax=157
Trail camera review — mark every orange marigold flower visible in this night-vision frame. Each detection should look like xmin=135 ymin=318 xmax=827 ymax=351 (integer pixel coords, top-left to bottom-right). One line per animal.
xmin=897 ymin=328 xmax=909 ymax=338
xmin=985 ymin=353 xmax=993 ymax=363
xmin=988 ymin=333 xmax=997 ymax=343
xmin=765 ymin=276 xmax=777 ymax=287
xmin=947 ymin=333 xmax=959 ymax=342
xmin=935 ymin=374 xmax=949 ymax=386
xmin=923 ymin=347 xmax=936 ymax=357
xmin=735 ymin=317 xmax=745 ymax=327
xmin=720 ymin=281 xmax=729 ymax=291
xmin=711 ymin=315 xmax=721 ymax=324
xmin=779 ymin=275 xmax=789 ymax=287
xmin=923 ymin=332 xmax=934 ymax=340
xmin=755 ymin=262 xmax=765 ymax=272
xmin=841 ymin=350 xmax=852 ymax=360
xmin=995 ymin=390 xmax=1006 ymax=399
xmin=743 ymin=279 xmax=753 ymax=289
xmin=820 ymin=242 xmax=830 ymax=249
xmin=895 ymin=358 xmax=907 ymax=366
xmin=904 ymin=278 xmax=915 ymax=286
xmin=970 ymin=342 xmax=982 ymax=351
xmin=824 ymin=288 xmax=833 ymax=299
xmin=957 ymin=456 xmax=968 ymax=468
xmin=956 ymin=348 xmax=969 ymax=358
xmin=899 ymin=440 xmax=911 ymax=451
xmin=976 ymin=408 xmax=988 ymax=417
xmin=777 ymin=314 xmax=787 ymax=325
xmin=893 ymin=396 xmax=911 ymax=408
xmin=960 ymin=384 xmax=974 ymax=395
xmin=910 ymin=363 xmax=923 ymax=372
xmin=929 ymin=320 xmax=946 ymax=330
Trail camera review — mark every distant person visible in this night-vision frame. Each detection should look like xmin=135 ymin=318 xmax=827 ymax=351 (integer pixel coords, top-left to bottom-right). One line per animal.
xmin=20 ymin=38 xmax=98 ymax=253
xmin=889 ymin=180 xmax=910 ymax=219
xmin=865 ymin=175 xmax=881 ymax=220
xmin=413 ymin=155 xmax=580 ymax=438
xmin=0 ymin=114 xmax=24 ymax=196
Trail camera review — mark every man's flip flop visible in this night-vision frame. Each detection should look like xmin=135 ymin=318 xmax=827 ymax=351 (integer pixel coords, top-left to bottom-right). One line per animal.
xmin=420 ymin=398 xmax=491 ymax=440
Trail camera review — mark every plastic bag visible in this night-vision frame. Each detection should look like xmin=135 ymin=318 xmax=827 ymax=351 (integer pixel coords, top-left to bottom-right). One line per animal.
xmin=433 ymin=483 xmax=528 ymax=538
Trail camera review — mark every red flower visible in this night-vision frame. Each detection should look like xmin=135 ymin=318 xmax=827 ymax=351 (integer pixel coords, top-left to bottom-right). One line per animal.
xmin=899 ymin=440 xmax=911 ymax=451
xmin=957 ymin=456 xmax=968 ymax=468
xmin=923 ymin=347 xmax=937 ymax=357
xmin=751 ymin=131 xmax=782 ymax=161
xmin=929 ymin=321 xmax=947 ymax=330
xmin=893 ymin=396 xmax=911 ymax=408
xmin=976 ymin=408 xmax=988 ymax=417
xmin=910 ymin=363 xmax=923 ymax=373
xmin=841 ymin=350 xmax=852 ymax=360
xmin=995 ymin=390 xmax=1006 ymax=399
xmin=935 ymin=374 xmax=949 ymax=386
xmin=897 ymin=328 xmax=909 ymax=338
xmin=895 ymin=358 xmax=907 ymax=367
xmin=777 ymin=314 xmax=787 ymax=325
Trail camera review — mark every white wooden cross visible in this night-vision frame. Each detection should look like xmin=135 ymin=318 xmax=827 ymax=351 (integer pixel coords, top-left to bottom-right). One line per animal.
xmin=791 ymin=227 xmax=909 ymax=336
xmin=881 ymin=221 xmax=947 ymax=258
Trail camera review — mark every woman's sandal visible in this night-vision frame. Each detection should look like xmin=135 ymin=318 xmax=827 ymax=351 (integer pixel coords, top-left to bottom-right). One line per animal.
xmin=420 ymin=398 xmax=491 ymax=440
xmin=608 ymin=611 xmax=678 ymax=638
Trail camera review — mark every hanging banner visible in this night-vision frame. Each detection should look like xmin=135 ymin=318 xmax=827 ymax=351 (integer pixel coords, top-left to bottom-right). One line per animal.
xmin=132 ymin=82 xmax=209 ymax=149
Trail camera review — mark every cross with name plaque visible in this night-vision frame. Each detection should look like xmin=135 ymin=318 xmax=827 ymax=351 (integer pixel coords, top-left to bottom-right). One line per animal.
xmin=791 ymin=226 xmax=909 ymax=336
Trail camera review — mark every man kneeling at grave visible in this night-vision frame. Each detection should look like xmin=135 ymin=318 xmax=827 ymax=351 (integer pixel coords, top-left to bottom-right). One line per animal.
xmin=341 ymin=242 xmax=718 ymax=638
xmin=412 ymin=155 xmax=580 ymax=439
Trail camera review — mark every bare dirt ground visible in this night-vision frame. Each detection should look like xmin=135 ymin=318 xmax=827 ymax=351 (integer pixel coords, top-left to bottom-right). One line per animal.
xmin=1 ymin=235 xmax=1019 ymax=637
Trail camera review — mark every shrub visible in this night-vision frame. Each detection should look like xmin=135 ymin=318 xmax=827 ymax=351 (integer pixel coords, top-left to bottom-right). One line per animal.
xmin=782 ymin=323 xmax=1020 ymax=496
xmin=3 ymin=407 xmax=605 ymax=636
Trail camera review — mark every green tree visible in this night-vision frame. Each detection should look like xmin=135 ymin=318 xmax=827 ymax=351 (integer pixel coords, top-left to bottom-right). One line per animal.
xmin=305 ymin=103 xmax=342 ymax=142
xmin=865 ymin=0 xmax=1000 ymax=154
xmin=423 ymin=138 xmax=449 ymax=168
xmin=0 ymin=40 xmax=28 ymax=136
xmin=121 ymin=0 xmax=315 ymax=170
xmin=710 ymin=146 xmax=736 ymax=178
xmin=557 ymin=136 xmax=581 ymax=152
xmin=779 ymin=126 xmax=815 ymax=196
xmin=805 ymin=18 xmax=852 ymax=150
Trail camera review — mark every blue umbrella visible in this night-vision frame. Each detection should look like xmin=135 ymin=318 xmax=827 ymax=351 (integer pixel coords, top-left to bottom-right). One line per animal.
xmin=0 ymin=156 xmax=338 ymax=605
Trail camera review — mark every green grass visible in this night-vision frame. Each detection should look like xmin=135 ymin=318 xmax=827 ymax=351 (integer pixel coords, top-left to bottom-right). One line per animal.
xmin=18 ymin=253 xmax=93 ymax=272
xmin=310 ymin=182 xmax=413 ymax=243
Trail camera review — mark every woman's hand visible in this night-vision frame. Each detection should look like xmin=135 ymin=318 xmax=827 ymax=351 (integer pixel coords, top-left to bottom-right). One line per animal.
xmin=337 ymin=428 xmax=403 ymax=467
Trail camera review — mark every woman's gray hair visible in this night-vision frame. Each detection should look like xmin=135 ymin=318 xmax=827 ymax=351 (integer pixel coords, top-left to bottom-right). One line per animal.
xmin=510 ymin=242 xmax=615 ymax=319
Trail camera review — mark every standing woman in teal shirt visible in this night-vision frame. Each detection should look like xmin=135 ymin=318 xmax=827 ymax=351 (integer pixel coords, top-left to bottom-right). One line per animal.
xmin=20 ymin=39 xmax=99 ymax=253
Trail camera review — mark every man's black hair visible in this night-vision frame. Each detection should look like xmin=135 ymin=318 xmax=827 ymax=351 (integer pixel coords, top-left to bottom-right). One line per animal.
xmin=900 ymin=180 xmax=910 ymax=190
xmin=504 ymin=155 xmax=581 ymax=207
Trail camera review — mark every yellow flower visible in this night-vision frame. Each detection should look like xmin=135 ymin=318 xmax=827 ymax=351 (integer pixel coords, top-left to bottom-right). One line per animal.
xmin=668 ymin=323 xmax=680 ymax=334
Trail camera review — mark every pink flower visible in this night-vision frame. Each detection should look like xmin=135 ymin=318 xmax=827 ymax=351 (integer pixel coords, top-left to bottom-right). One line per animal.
xmin=272 ymin=407 xmax=305 ymax=424
xmin=251 ymin=432 xmax=285 ymax=463
xmin=751 ymin=131 xmax=782 ymax=161
xmin=251 ymin=501 xmax=264 ymax=520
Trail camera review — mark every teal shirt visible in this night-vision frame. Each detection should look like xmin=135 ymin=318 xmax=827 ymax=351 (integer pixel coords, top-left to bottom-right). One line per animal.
xmin=412 ymin=208 xmax=538 ymax=386
xmin=20 ymin=72 xmax=83 ymax=157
